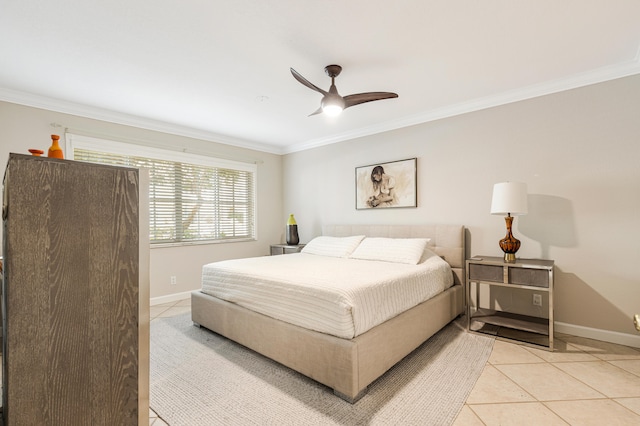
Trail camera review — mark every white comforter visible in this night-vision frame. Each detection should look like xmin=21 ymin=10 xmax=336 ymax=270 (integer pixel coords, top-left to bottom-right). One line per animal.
xmin=201 ymin=251 xmax=453 ymax=339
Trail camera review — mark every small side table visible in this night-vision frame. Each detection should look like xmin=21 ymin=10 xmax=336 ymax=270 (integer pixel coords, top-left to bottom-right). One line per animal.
xmin=270 ymin=244 xmax=305 ymax=255
xmin=467 ymin=256 xmax=554 ymax=351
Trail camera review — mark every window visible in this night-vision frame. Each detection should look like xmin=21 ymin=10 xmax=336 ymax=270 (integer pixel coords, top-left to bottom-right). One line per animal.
xmin=69 ymin=134 xmax=257 ymax=245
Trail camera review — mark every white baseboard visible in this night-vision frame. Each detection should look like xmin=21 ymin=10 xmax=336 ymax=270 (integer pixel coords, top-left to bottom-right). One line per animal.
xmin=150 ymin=290 xmax=192 ymax=306
xmin=555 ymin=321 xmax=640 ymax=349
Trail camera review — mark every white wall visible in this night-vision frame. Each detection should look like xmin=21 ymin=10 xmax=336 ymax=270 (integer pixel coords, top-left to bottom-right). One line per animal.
xmin=283 ymin=75 xmax=640 ymax=343
xmin=0 ymin=101 xmax=284 ymax=302
xmin=2 ymin=74 xmax=638 ymax=345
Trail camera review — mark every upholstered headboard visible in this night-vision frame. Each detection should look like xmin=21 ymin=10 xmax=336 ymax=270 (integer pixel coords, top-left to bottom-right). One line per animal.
xmin=322 ymin=224 xmax=466 ymax=285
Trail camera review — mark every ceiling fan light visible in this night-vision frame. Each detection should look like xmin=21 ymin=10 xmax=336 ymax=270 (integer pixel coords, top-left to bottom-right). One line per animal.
xmin=321 ymin=94 xmax=345 ymax=116
xmin=322 ymin=104 xmax=343 ymax=116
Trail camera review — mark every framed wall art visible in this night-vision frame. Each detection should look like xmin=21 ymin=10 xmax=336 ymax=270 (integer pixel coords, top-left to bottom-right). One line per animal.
xmin=355 ymin=158 xmax=417 ymax=209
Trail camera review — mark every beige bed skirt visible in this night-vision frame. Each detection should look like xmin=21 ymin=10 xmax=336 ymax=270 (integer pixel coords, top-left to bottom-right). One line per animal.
xmin=191 ymin=283 xmax=464 ymax=402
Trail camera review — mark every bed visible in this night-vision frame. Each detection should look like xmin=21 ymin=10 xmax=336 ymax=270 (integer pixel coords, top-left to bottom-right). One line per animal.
xmin=191 ymin=224 xmax=465 ymax=403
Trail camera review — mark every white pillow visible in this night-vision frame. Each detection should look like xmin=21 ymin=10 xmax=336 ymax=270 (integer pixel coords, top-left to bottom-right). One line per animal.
xmin=349 ymin=237 xmax=431 ymax=265
xmin=301 ymin=235 xmax=366 ymax=258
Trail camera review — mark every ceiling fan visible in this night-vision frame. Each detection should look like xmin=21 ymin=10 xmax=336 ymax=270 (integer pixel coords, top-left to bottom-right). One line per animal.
xmin=290 ymin=64 xmax=398 ymax=117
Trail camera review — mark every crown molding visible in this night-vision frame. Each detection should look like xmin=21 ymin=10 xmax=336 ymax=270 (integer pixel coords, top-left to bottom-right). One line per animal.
xmin=284 ymin=59 xmax=640 ymax=154
xmin=0 ymin=87 xmax=283 ymax=155
xmin=2 ymin=57 xmax=639 ymax=156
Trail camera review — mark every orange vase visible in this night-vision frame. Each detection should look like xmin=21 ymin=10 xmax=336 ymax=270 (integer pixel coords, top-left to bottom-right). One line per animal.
xmin=48 ymin=134 xmax=64 ymax=159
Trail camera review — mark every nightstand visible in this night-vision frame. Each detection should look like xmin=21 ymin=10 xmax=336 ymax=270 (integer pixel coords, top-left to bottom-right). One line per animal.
xmin=270 ymin=244 xmax=305 ymax=255
xmin=466 ymin=256 xmax=554 ymax=350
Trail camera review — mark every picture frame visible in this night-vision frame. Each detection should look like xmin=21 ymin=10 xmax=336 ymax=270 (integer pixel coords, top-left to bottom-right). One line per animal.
xmin=355 ymin=158 xmax=417 ymax=209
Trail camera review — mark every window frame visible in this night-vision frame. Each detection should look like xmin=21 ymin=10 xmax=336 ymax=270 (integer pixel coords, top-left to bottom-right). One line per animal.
xmin=67 ymin=133 xmax=258 ymax=247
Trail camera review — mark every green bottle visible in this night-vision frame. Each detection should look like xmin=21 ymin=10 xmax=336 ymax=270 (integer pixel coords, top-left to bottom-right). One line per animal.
xmin=286 ymin=214 xmax=299 ymax=245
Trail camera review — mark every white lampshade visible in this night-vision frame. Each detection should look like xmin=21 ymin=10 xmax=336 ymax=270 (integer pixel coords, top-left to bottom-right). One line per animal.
xmin=491 ymin=182 xmax=528 ymax=215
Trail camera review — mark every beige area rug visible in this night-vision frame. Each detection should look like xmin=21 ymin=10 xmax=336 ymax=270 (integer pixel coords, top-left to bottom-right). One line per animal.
xmin=150 ymin=313 xmax=494 ymax=425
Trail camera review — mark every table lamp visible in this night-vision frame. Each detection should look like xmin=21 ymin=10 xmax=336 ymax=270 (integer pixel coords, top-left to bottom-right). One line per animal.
xmin=491 ymin=182 xmax=528 ymax=262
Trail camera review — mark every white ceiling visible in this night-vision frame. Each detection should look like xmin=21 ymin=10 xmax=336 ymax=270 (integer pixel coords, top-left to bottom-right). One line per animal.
xmin=1 ymin=1 xmax=639 ymax=154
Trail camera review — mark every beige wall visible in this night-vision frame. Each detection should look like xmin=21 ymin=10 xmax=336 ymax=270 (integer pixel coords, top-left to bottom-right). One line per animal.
xmin=283 ymin=75 xmax=640 ymax=344
xmin=2 ymin=74 xmax=638 ymax=345
xmin=0 ymin=101 xmax=284 ymax=301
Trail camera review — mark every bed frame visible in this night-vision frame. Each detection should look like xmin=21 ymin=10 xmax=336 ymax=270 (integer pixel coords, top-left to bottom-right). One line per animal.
xmin=191 ymin=224 xmax=465 ymax=403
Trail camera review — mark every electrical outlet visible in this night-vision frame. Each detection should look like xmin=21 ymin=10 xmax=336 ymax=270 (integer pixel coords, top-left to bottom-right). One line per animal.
xmin=533 ymin=294 xmax=542 ymax=306
xmin=170 ymin=276 xmax=177 ymax=285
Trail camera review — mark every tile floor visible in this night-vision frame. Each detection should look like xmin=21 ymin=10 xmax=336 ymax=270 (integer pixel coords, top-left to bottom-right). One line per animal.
xmin=150 ymin=298 xmax=640 ymax=425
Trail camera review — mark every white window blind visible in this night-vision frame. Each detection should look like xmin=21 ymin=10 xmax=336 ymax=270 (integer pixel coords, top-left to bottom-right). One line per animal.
xmin=69 ymin=135 xmax=256 ymax=245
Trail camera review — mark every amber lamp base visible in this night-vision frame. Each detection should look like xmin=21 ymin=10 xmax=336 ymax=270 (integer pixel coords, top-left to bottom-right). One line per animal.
xmin=499 ymin=214 xmax=520 ymax=263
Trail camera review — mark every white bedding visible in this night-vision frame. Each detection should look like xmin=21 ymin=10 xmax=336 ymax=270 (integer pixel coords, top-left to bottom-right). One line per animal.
xmin=201 ymin=249 xmax=453 ymax=339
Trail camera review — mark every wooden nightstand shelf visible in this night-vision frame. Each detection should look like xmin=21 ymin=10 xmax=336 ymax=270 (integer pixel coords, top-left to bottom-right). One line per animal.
xmin=270 ymin=244 xmax=305 ymax=255
xmin=466 ymin=256 xmax=554 ymax=351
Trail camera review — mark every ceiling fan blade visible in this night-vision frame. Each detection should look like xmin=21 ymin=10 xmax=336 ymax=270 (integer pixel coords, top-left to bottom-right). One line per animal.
xmin=308 ymin=107 xmax=324 ymax=117
xmin=343 ymin=92 xmax=398 ymax=109
xmin=290 ymin=68 xmax=328 ymax=96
